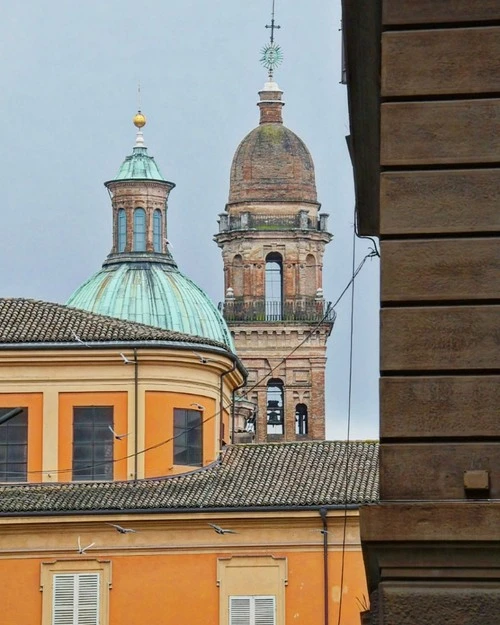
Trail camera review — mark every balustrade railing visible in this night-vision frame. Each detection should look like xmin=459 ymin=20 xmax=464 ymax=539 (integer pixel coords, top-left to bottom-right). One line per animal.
xmin=218 ymin=212 xmax=330 ymax=233
xmin=219 ymin=298 xmax=336 ymax=323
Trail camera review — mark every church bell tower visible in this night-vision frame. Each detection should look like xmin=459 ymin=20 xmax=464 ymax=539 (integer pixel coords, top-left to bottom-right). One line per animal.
xmin=215 ymin=26 xmax=334 ymax=442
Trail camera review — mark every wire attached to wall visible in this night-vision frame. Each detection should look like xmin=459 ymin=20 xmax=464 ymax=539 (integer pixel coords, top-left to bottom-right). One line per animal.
xmin=336 ymin=224 xmax=358 ymax=625
xmin=3 ymin=248 xmax=377 ymax=479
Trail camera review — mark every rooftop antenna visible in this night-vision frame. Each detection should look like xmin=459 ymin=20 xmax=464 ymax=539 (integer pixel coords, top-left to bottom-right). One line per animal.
xmin=260 ymin=0 xmax=283 ymax=81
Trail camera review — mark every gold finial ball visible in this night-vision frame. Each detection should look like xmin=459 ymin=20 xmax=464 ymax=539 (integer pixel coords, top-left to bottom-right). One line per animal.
xmin=133 ymin=111 xmax=146 ymax=128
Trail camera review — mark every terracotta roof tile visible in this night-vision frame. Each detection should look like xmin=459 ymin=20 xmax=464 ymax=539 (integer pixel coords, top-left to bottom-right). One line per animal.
xmin=0 ymin=298 xmax=226 ymax=349
xmin=0 ymin=441 xmax=379 ymax=514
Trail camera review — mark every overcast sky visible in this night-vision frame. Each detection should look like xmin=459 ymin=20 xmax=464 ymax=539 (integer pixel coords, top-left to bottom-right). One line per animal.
xmin=0 ymin=1 xmax=379 ymax=441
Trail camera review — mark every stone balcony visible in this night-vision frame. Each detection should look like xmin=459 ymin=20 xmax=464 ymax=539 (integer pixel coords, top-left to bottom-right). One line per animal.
xmin=217 ymin=211 xmax=330 ymax=233
xmin=219 ymin=297 xmax=336 ymax=323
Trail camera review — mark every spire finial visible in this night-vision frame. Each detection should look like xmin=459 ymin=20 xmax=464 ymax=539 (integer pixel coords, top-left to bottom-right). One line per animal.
xmin=265 ymin=0 xmax=280 ymax=45
xmin=261 ymin=0 xmax=283 ymax=81
xmin=132 ymin=83 xmax=147 ymax=148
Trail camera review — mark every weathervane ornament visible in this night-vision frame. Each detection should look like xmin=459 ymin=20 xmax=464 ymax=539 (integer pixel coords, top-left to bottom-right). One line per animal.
xmin=260 ymin=0 xmax=283 ymax=80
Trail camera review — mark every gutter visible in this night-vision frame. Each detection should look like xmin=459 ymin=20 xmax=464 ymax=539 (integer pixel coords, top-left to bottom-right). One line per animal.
xmin=219 ymin=359 xmax=236 ymax=450
xmin=0 ymin=504 xmax=361 ymax=518
xmin=0 ymin=341 xmax=246 ymax=378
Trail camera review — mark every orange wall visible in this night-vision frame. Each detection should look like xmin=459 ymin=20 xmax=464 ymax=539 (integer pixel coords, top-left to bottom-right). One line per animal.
xmin=2 ymin=560 xmax=42 ymax=622
xmin=0 ymin=549 xmax=366 ymax=625
xmin=287 ymin=550 xmax=368 ymax=624
xmin=0 ymin=393 xmax=43 ymax=482
xmin=58 ymin=392 xmax=128 ymax=481
xmin=145 ymin=391 xmax=217 ymax=477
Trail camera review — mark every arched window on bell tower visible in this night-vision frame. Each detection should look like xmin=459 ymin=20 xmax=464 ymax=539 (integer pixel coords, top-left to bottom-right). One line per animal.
xmin=295 ymin=403 xmax=308 ymax=435
xmin=117 ymin=209 xmax=127 ymax=252
xmin=267 ymin=378 xmax=284 ymax=435
xmin=153 ymin=209 xmax=162 ymax=252
xmin=232 ymin=254 xmax=244 ymax=296
xmin=133 ymin=208 xmax=146 ymax=252
xmin=265 ymin=253 xmax=283 ymax=321
xmin=305 ymin=254 xmax=317 ymax=298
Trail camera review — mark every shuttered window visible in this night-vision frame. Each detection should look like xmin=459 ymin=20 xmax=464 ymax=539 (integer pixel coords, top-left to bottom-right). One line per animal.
xmin=229 ymin=596 xmax=275 ymax=625
xmin=53 ymin=573 xmax=99 ymax=625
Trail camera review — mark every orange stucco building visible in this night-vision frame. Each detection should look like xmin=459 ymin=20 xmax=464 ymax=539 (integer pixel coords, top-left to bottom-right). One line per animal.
xmin=0 ymin=298 xmax=377 ymax=625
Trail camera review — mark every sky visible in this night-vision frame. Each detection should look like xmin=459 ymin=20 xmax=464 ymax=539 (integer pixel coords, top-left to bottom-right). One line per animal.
xmin=0 ymin=0 xmax=380 ymax=441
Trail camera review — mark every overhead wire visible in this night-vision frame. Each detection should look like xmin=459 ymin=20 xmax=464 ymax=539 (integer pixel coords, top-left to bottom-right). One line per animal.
xmin=336 ymin=224 xmax=358 ymax=625
xmin=2 ymin=247 xmax=377 ymax=479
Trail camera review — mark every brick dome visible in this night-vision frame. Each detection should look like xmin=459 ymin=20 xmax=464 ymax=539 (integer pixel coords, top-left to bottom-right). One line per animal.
xmin=228 ymin=83 xmax=317 ymax=204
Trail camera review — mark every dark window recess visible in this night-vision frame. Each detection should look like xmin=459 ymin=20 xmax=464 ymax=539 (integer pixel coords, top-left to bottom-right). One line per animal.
xmin=295 ymin=403 xmax=308 ymax=435
xmin=174 ymin=409 xmax=203 ymax=466
xmin=73 ymin=406 xmax=113 ymax=481
xmin=267 ymin=379 xmax=284 ymax=435
xmin=0 ymin=408 xmax=28 ymax=482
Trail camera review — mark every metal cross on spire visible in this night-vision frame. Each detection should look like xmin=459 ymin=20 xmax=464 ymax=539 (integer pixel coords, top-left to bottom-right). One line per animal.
xmin=265 ymin=0 xmax=280 ymax=44
xmin=260 ymin=0 xmax=283 ymax=80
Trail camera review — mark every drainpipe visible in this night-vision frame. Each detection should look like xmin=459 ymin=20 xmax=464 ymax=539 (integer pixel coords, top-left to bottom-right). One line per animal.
xmin=229 ymin=373 xmax=247 ymax=446
xmin=320 ymin=507 xmax=329 ymax=625
xmin=220 ymin=360 xmax=236 ymax=451
xmin=133 ymin=347 xmax=139 ymax=481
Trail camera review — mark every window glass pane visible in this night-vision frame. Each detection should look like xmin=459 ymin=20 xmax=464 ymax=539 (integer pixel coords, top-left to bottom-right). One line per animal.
xmin=153 ymin=209 xmax=162 ymax=252
xmin=7 ymin=445 xmax=26 ymax=462
xmin=133 ymin=208 xmax=146 ymax=252
xmin=73 ymin=407 xmax=113 ymax=481
xmin=173 ymin=408 xmax=202 ymax=466
xmin=118 ymin=209 xmax=127 ymax=252
xmin=0 ymin=408 xmax=28 ymax=482
xmin=265 ymin=253 xmax=283 ymax=321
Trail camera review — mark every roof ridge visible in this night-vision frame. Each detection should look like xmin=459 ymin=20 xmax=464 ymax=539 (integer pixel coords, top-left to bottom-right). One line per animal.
xmin=0 ymin=298 xmax=230 ymax=350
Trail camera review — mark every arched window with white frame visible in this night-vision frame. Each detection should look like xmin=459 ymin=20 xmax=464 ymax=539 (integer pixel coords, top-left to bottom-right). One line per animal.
xmin=133 ymin=207 xmax=146 ymax=252
xmin=265 ymin=253 xmax=283 ymax=321
xmin=117 ymin=209 xmax=127 ymax=252
xmin=153 ymin=209 xmax=162 ymax=253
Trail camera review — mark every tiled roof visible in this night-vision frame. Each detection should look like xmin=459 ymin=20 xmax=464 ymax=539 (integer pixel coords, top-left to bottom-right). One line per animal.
xmin=0 ymin=298 xmax=227 ymax=349
xmin=0 ymin=441 xmax=379 ymax=514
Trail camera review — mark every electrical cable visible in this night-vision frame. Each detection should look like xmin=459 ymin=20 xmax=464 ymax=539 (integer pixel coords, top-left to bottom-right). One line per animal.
xmin=336 ymin=226 xmax=357 ymax=625
xmin=2 ymin=250 xmax=376 ymax=479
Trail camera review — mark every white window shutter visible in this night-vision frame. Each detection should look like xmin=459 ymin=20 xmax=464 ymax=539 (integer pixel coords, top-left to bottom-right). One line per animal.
xmin=254 ymin=596 xmax=275 ymax=625
xmin=53 ymin=573 xmax=99 ymax=625
xmin=77 ymin=574 xmax=100 ymax=625
xmin=229 ymin=596 xmax=275 ymax=625
xmin=230 ymin=596 xmax=251 ymax=625
xmin=53 ymin=574 xmax=76 ymax=625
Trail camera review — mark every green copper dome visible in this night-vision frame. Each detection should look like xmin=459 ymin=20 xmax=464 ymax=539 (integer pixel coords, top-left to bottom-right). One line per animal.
xmin=67 ymin=260 xmax=234 ymax=349
xmin=112 ymin=128 xmax=166 ymax=181
xmin=67 ymin=117 xmax=234 ymax=351
xmin=114 ymin=146 xmax=165 ymax=181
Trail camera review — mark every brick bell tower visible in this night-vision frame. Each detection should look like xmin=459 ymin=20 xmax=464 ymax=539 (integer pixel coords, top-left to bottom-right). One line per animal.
xmin=215 ymin=76 xmax=334 ymax=443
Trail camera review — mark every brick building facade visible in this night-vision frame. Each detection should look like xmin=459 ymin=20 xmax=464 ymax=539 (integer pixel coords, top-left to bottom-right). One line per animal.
xmin=215 ymin=80 xmax=334 ymax=442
